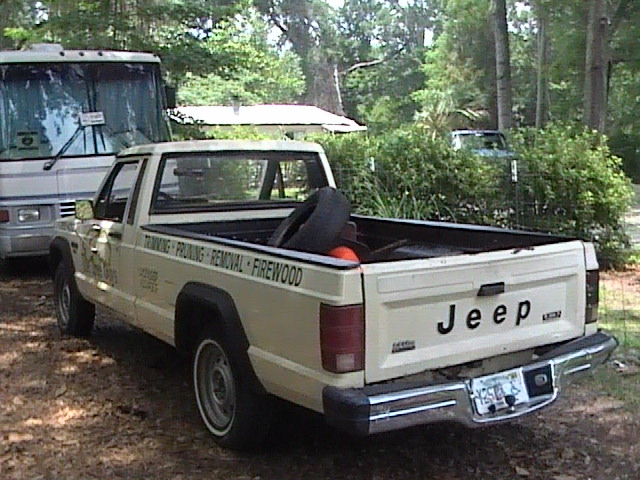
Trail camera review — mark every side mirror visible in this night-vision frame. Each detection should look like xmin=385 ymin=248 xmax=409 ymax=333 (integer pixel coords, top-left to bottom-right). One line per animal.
xmin=165 ymin=85 xmax=177 ymax=109
xmin=75 ymin=200 xmax=94 ymax=220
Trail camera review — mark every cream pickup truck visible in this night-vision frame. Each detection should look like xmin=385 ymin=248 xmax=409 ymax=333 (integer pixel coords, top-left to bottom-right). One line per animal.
xmin=49 ymin=140 xmax=616 ymax=450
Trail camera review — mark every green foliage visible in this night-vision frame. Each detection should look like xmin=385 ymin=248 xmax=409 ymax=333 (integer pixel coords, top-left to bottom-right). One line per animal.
xmin=599 ymin=283 xmax=640 ymax=350
xmin=313 ymin=122 xmax=632 ymax=265
xmin=308 ymin=131 xmax=378 ymax=209
xmin=201 ymin=127 xmax=274 ymax=140
xmin=336 ymin=0 xmax=431 ymax=125
xmin=354 ymin=95 xmax=407 ymax=133
xmin=369 ymin=126 xmax=501 ymax=224
xmin=177 ymin=12 xmax=305 ymax=106
xmin=13 ymin=0 xmax=247 ymax=82
xmin=413 ymin=90 xmax=485 ymax=134
xmin=313 ymin=126 xmax=502 ymax=224
xmin=414 ymin=0 xmax=493 ymax=121
xmin=509 ymin=123 xmax=633 ymax=266
xmin=171 ymin=124 xmax=276 ymax=141
xmin=608 ymin=65 xmax=640 ymax=182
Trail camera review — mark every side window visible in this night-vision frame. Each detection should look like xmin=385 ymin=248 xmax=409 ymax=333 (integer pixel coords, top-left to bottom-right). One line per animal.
xmin=94 ymin=161 xmax=140 ymax=222
xmin=126 ymin=160 xmax=148 ymax=225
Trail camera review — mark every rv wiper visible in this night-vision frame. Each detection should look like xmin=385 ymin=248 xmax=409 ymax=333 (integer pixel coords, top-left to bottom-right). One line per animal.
xmin=43 ymin=125 xmax=85 ymax=171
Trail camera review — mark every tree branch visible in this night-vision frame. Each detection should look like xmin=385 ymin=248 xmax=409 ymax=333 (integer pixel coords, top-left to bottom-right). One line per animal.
xmin=610 ymin=0 xmax=631 ymax=35
xmin=269 ymin=13 xmax=288 ymax=34
xmin=340 ymin=58 xmax=385 ymax=75
xmin=340 ymin=47 xmax=405 ymax=75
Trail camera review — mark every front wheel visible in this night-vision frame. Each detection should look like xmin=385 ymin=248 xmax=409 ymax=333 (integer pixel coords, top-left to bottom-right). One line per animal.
xmin=193 ymin=330 xmax=272 ymax=450
xmin=53 ymin=262 xmax=95 ymax=337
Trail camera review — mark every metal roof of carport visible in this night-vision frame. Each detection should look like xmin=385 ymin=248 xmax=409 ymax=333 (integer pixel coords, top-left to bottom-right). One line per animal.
xmin=170 ymin=104 xmax=367 ymax=133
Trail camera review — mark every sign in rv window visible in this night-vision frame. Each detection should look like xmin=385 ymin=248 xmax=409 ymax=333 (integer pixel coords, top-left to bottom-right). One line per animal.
xmin=151 ymin=151 xmax=326 ymax=213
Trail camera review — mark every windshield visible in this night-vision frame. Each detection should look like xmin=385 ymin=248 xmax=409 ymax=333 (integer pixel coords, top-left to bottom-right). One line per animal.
xmin=455 ymin=132 xmax=508 ymax=151
xmin=151 ymin=151 xmax=327 ymax=214
xmin=0 ymin=62 xmax=170 ymax=160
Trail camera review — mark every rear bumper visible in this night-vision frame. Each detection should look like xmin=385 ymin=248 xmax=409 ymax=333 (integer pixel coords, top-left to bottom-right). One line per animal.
xmin=323 ymin=331 xmax=617 ymax=436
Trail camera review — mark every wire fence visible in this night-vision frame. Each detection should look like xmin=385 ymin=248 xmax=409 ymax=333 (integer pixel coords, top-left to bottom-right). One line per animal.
xmin=332 ymin=159 xmax=626 ymax=243
xmin=600 ymin=272 xmax=640 ymax=350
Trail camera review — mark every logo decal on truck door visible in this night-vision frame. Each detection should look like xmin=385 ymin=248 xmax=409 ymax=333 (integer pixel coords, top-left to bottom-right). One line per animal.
xmin=437 ymin=301 xmax=531 ymax=334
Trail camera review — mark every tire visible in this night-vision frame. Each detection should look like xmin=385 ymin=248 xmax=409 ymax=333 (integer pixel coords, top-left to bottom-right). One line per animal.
xmin=268 ymin=186 xmax=351 ymax=254
xmin=53 ymin=262 xmax=95 ymax=337
xmin=193 ymin=327 xmax=272 ymax=451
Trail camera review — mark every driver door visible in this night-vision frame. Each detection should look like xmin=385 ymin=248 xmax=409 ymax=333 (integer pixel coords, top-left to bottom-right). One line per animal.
xmin=75 ymin=160 xmax=141 ymax=320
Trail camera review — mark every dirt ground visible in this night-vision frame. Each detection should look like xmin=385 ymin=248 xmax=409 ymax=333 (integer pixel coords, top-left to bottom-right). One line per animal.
xmin=1 ymin=259 xmax=639 ymax=480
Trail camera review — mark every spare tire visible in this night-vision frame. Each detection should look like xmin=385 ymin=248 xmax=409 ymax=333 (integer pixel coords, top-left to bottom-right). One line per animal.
xmin=268 ymin=187 xmax=351 ymax=254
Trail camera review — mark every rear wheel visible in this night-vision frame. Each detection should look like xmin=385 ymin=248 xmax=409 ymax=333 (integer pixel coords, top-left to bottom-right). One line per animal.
xmin=193 ymin=328 xmax=272 ymax=450
xmin=53 ymin=262 xmax=95 ymax=337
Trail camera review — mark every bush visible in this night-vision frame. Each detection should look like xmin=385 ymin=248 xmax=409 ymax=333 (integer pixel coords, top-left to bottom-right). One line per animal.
xmin=314 ymin=125 xmax=502 ymax=224
xmin=509 ymin=123 xmax=633 ymax=267
xmin=313 ymin=122 xmax=633 ymax=267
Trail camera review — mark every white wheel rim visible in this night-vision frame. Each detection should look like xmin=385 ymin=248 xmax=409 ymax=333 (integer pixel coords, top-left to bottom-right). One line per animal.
xmin=57 ymin=277 xmax=71 ymax=331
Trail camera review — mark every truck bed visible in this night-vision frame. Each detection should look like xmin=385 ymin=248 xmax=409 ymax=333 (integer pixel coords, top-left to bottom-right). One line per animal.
xmin=143 ymin=214 xmax=589 ymax=384
xmin=147 ymin=214 xmax=572 ymax=263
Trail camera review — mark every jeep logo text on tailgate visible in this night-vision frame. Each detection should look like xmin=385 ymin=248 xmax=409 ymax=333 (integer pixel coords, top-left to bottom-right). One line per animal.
xmin=437 ymin=301 xmax=531 ymax=335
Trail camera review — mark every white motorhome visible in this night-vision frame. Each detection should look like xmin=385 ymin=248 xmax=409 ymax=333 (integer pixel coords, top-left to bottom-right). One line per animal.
xmin=0 ymin=44 xmax=171 ymax=259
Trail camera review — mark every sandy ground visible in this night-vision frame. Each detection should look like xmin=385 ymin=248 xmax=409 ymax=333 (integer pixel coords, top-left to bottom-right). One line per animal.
xmin=1 ymin=259 xmax=639 ymax=480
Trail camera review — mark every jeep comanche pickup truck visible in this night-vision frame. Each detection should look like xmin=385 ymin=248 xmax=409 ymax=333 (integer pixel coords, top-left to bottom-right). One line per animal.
xmin=50 ymin=140 xmax=616 ymax=450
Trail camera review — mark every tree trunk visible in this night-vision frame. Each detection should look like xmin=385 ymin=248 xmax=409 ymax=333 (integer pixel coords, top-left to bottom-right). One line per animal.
xmin=302 ymin=57 xmax=343 ymax=114
xmin=265 ymin=1 xmax=344 ymax=115
xmin=492 ymin=0 xmax=513 ymax=130
xmin=535 ymin=1 xmax=549 ymax=128
xmin=0 ymin=10 xmax=8 ymax=50
xmin=0 ymin=1 xmax=17 ymax=49
xmin=583 ymin=0 xmax=608 ymax=132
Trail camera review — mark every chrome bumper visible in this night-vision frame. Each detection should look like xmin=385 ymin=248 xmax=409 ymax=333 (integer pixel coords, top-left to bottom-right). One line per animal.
xmin=323 ymin=331 xmax=617 ymax=436
xmin=0 ymin=230 xmax=52 ymax=258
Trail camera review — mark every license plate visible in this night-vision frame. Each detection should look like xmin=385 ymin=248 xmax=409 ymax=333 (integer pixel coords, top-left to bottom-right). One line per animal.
xmin=471 ymin=368 xmax=530 ymax=415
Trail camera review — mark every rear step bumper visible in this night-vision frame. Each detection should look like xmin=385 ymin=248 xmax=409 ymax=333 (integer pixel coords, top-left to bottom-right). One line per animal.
xmin=323 ymin=331 xmax=617 ymax=436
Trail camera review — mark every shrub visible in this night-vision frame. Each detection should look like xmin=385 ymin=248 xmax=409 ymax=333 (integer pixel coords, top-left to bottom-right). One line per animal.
xmin=509 ymin=123 xmax=633 ymax=267
xmin=314 ymin=126 xmax=502 ymax=224
xmin=313 ymin=122 xmax=633 ymax=267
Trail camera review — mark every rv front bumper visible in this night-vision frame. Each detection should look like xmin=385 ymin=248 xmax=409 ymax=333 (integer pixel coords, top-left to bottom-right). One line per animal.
xmin=0 ymin=228 xmax=52 ymax=258
xmin=323 ymin=331 xmax=617 ymax=436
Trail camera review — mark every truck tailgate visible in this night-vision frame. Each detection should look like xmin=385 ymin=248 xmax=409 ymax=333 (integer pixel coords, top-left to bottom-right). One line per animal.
xmin=361 ymin=241 xmax=587 ymax=384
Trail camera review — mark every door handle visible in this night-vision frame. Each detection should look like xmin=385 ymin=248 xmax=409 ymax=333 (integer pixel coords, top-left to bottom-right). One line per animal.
xmin=477 ymin=282 xmax=505 ymax=296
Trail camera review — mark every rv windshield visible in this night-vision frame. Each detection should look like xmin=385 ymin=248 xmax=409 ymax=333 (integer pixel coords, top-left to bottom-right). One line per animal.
xmin=0 ymin=62 xmax=169 ymax=160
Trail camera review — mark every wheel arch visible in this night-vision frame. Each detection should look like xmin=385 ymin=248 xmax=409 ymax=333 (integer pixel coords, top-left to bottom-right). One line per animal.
xmin=49 ymin=237 xmax=73 ymax=280
xmin=175 ymin=282 xmax=265 ymax=394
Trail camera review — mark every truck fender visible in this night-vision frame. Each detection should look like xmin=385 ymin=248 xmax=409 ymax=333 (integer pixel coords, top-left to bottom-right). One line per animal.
xmin=49 ymin=236 xmax=74 ymax=280
xmin=174 ymin=282 xmax=266 ymax=395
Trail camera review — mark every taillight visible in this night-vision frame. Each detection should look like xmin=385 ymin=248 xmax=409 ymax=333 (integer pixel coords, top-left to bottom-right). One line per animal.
xmin=320 ymin=303 xmax=364 ymax=373
xmin=0 ymin=209 xmax=9 ymax=223
xmin=586 ymin=269 xmax=599 ymax=324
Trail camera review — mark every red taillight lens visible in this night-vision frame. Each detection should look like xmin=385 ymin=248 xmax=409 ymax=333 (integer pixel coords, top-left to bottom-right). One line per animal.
xmin=320 ymin=303 xmax=364 ymax=373
xmin=586 ymin=269 xmax=599 ymax=324
xmin=0 ymin=210 xmax=9 ymax=223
